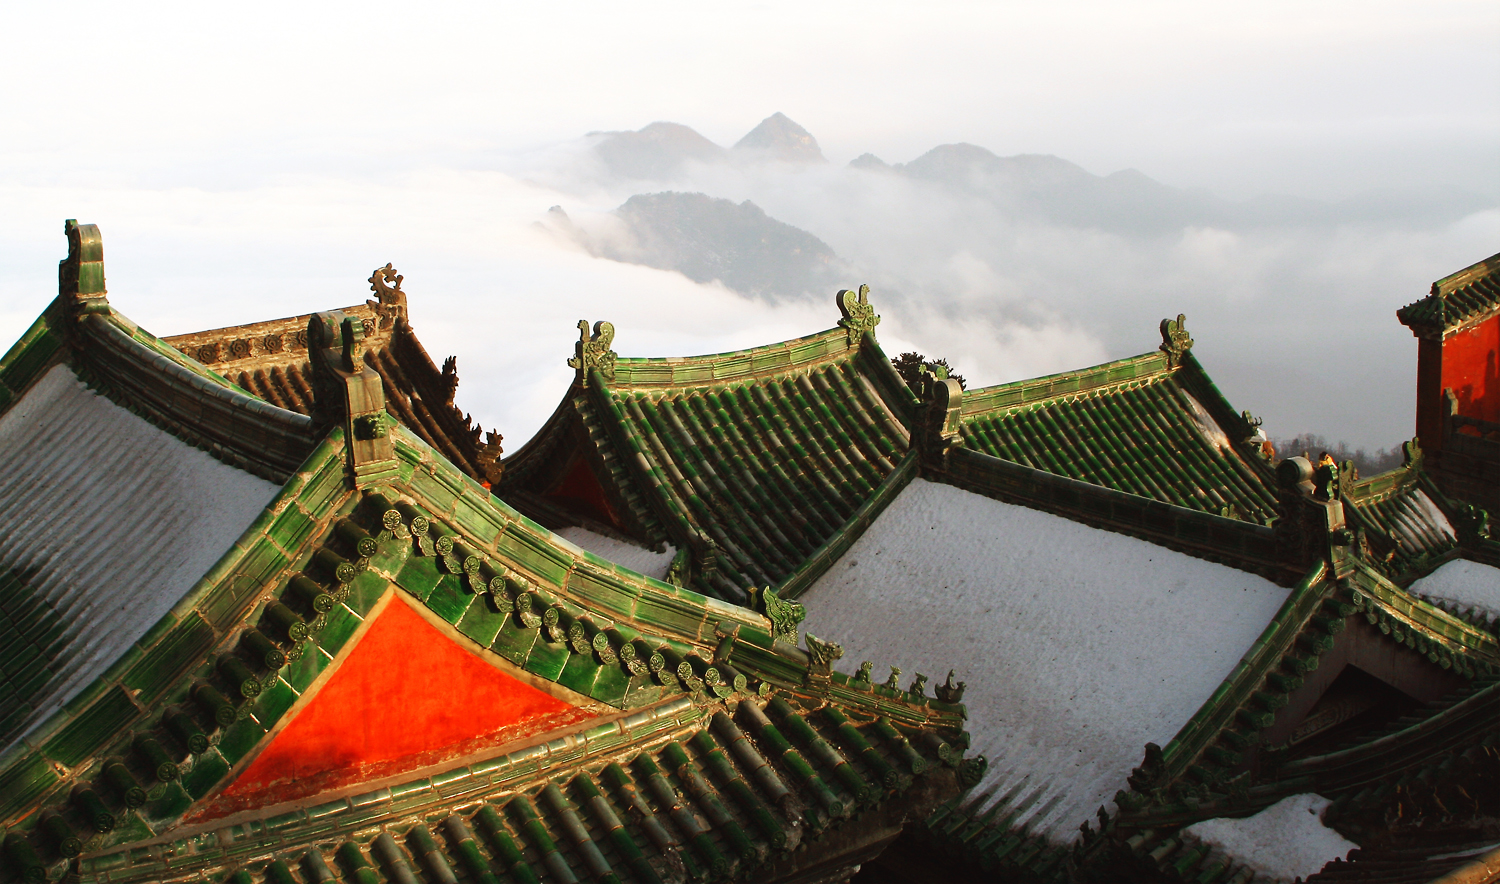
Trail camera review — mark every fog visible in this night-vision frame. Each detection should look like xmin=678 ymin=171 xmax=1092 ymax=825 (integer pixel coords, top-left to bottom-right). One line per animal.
xmin=1 ymin=1 xmax=1496 ymax=451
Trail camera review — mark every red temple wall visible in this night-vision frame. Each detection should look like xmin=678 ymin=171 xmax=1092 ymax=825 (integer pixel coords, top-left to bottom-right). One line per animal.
xmin=190 ymin=595 xmax=593 ymax=820
xmin=1441 ymin=313 xmax=1500 ymax=424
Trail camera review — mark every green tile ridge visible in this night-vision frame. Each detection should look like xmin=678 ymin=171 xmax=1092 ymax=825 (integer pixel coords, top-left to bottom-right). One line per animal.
xmin=77 ymin=695 xmax=706 ymax=882
xmin=99 ymin=308 xmax=250 ymax=395
xmin=390 ymin=425 xmax=769 ymax=646
xmin=778 ymin=449 xmax=921 ymax=600
xmin=609 ymin=327 xmax=852 ymax=387
xmin=1350 ymin=560 xmax=1500 ymax=661
xmin=1143 ymin=560 xmax=1500 ymax=809
xmin=958 ymin=349 xmax=1169 ymax=416
xmin=1398 ymin=249 xmax=1500 ymax=337
xmin=0 ymin=432 xmax=351 ymax=827
xmin=1156 ymin=561 xmax=1329 ymax=780
xmin=936 ymin=446 xmax=1285 ymax=574
xmin=77 ymin=690 xmax=968 ymax=884
xmin=0 ymin=299 xmax=66 ymax=418
xmin=1345 ymin=458 xmax=1422 ymax=504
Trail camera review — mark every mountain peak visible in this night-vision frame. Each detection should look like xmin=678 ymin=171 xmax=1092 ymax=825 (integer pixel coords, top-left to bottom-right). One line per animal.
xmin=733 ymin=113 xmax=825 ymax=162
xmin=592 ymin=121 xmax=726 ymax=181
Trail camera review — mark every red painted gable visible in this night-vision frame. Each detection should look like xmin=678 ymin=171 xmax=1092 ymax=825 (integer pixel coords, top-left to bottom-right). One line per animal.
xmin=191 ymin=595 xmax=593 ymax=820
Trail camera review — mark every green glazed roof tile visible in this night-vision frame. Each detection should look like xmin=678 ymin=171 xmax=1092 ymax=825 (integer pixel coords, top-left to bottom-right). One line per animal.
xmin=957 ymin=355 xmax=1277 ymax=523
xmin=1398 ymin=250 xmax=1500 ymax=337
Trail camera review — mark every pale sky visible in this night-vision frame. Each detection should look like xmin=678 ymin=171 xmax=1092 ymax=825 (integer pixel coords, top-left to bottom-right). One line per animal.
xmin=2 ymin=1 xmax=1497 ymax=449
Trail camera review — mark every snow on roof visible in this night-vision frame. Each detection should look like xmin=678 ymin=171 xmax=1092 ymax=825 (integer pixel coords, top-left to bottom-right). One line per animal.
xmin=798 ymin=478 xmax=1291 ymax=844
xmin=553 ymin=526 xmax=677 ymax=581
xmin=1409 ymin=558 xmax=1500 ymax=620
xmin=1183 ymin=390 xmax=1233 ymax=453
xmin=1182 ymin=794 xmax=1356 ymax=881
xmin=1398 ymin=489 xmax=1455 ymax=547
xmin=0 ymin=365 xmax=280 ymax=752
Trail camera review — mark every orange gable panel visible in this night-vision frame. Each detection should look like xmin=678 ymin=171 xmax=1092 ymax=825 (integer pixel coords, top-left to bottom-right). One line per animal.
xmin=193 ymin=595 xmax=593 ymax=820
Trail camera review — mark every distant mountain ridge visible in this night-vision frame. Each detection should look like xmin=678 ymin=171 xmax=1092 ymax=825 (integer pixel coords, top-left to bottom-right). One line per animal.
xmin=554 ymin=193 xmax=845 ymax=303
xmin=586 ymin=115 xmax=1493 ymax=233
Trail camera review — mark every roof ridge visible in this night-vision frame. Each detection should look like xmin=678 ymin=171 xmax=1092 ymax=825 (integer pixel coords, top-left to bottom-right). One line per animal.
xmin=1432 ymin=250 xmax=1500 ymax=298
xmin=608 ymin=326 xmax=855 ymax=387
xmin=1398 ymin=250 xmax=1500 ymax=336
xmin=958 ymin=349 xmax=1170 ymax=415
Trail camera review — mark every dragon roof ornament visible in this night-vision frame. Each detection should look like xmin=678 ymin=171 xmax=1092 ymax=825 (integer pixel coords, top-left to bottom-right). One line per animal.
xmin=1159 ymin=313 xmax=1194 ymax=368
xmin=366 ymin=263 xmax=408 ymax=328
xmin=567 ymin=319 xmax=617 ymax=381
xmin=836 ymin=284 xmax=880 ymax=344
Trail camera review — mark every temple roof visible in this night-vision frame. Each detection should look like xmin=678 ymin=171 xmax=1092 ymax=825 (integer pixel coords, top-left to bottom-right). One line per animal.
xmin=954 ymin=342 xmax=1277 ymax=523
xmin=0 ymin=363 xmax=280 ymax=759
xmin=501 ymin=293 xmax=914 ymax=603
xmin=161 ymin=267 xmax=502 ymax=487
xmin=0 ymin=224 xmax=976 ymax=884
xmin=1397 ymin=249 xmax=1500 ymax=338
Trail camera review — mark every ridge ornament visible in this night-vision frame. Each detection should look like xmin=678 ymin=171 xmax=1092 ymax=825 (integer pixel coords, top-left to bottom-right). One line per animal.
xmin=835 ymin=284 xmax=880 ymax=343
xmin=567 ymin=319 xmax=617 ymax=380
xmin=1159 ymin=313 xmax=1194 ymax=368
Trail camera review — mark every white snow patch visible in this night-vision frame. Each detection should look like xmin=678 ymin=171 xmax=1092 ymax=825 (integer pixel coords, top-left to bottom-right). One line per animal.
xmin=1182 ymin=391 xmax=1233 ymax=452
xmin=1410 ymin=558 xmax=1500 ymax=620
xmin=0 ymin=365 xmax=280 ymax=751
xmin=798 ymin=478 xmax=1291 ymax=844
xmin=554 ymin=526 xmax=676 ymax=581
xmin=1183 ymin=794 xmax=1356 ymax=881
xmin=1411 ymin=489 xmax=1456 ymax=538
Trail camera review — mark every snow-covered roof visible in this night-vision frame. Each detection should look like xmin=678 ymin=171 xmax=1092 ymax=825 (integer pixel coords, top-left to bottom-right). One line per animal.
xmin=1182 ymin=794 xmax=1356 ymax=881
xmin=0 ymin=365 xmax=279 ymax=753
xmin=1410 ymin=558 xmax=1500 ymax=620
xmin=797 ymin=477 xmax=1291 ymax=844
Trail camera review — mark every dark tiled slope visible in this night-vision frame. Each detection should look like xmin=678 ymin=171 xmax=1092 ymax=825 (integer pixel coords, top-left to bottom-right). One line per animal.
xmin=601 ymin=360 xmax=908 ymax=596
xmin=959 ymin=369 xmax=1276 ymax=522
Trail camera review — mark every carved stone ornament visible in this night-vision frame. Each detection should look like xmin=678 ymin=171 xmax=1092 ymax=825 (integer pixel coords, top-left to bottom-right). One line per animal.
xmin=367 ymin=263 xmax=408 ymax=328
xmin=263 ymin=333 xmax=284 ymax=354
xmin=802 ymin=633 xmax=843 ymax=684
xmin=197 ymin=342 xmax=221 ymax=365
xmin=836 ymin=284 xmax=880 ymax=343
xmin=1159 ymin=314 xmax=1194 ymax=368
xmin=749 ymin=586 xmax=805 ymax=646
xmin=567 ymin=320 xmax=617 ymax=380
xmin=228 ymin=338 xmax=251 ymax=360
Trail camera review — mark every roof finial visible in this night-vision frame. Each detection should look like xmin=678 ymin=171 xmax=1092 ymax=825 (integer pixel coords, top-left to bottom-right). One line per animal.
xmin=1159 ymin=313 xmax=1193 ymax=368
xmin=836 ymin=284 xmax=880 ymax=344
xmin=567 ymin=320 xmax=617 ymax=381
xmin=367 ymin=264 xmax=407 ymax=329
xmin=59 ymin=219 xmax=109 ymax=318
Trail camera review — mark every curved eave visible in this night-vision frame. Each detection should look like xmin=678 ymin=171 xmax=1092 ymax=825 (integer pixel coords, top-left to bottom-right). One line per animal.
xmin=1 ymin=421 xmax=968 ymax=872
xmin=1398 ymin=250 xmax=1500 ymax=338
xmin=1122 ymin=559 xmax=1500 ymax=830
xmin=0 ymin=297 xmax=320 ymax=482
